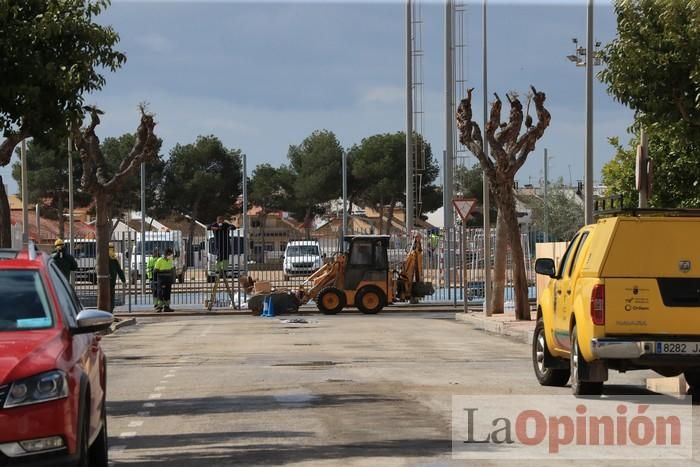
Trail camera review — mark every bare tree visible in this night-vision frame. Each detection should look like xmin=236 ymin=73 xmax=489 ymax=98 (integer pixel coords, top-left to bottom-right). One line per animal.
xmin=72 ymin=106 xmax=158 ymax=311
xmin=457 ymin=86 xmax=551 ymax=320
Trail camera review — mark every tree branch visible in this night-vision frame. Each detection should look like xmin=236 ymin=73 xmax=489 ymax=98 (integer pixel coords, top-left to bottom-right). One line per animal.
xmin=513 ymin=85 xmax=551 ymax=171
xmin=456 ymin=88 xmax=495 ymax=176
xmin=106 ymin=106 xmax=157 ymax=191
xmin=0 ymin=125 xmax=30 ymax=166
xmin=496 ymin=92 xmax=524 ymax=154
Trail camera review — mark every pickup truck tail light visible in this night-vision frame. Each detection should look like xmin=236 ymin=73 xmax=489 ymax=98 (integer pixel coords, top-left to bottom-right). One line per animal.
xmin=590 ymin=284 xmax=605 ymax=325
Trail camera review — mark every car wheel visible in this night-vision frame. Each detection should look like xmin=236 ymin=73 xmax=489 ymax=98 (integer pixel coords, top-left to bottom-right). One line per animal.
xmin=206 ymin=275 xmax=215 ymax=283
xmin=316 ymin=287 xmax=346 ymax=315
xmin=76 ymin=401 xmax=90 ymax=467
xmin=177 ymin=273 xmax=184 ymax=284
xmin=571 ymin=325 xmax=603 ymax=396
xmin=355 ymin=285 xmax=386 ymax=314
xmin=532 ymin=318 xmax=570 ymax=386
xmin=88 ymin=400 xmax=108 ymax=467
xmin=683 ymin=369 xmax=700 ymax=393
xmin=283 ymin=274 xmax=289 ymax=281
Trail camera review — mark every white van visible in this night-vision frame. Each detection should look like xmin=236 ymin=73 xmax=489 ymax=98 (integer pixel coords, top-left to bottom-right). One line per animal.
xmin=130 ymin=231 xmax=187 ymax=283
xmin=282 ymin=240 xmax=322 ymax=280
xmin=69 ymin=239 xmax=97 ymax=284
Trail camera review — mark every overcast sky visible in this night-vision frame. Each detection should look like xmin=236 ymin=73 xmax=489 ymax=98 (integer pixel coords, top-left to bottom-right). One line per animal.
xmin=2 ymin=0 xmax=633 ymax=205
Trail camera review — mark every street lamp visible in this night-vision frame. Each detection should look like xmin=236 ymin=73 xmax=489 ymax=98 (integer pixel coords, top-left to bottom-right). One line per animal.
xmin=566 ymin=38 xmax=602 ymax=67
xmin=566 ymin=0 xmax=600 ymax=225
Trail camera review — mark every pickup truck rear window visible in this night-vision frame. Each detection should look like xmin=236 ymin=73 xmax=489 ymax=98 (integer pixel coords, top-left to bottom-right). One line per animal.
xmin=0 ymin=270 xmax=53 ymax=331
xmin=657 ymin=278 xmax=700 ymax=307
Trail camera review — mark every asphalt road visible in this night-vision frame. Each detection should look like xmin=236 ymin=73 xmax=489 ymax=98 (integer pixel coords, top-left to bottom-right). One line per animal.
xmin=101 ymin=313 xmax=700 ymax=466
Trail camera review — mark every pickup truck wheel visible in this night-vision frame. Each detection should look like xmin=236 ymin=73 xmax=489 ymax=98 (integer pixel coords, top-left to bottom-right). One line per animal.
xmin=571 ymin=326 xmax=603 ymax=396
xmin=317 ymin=287 xmax=346 ymax=315
xmin=532 ymin=319 xmax=570 ymax=386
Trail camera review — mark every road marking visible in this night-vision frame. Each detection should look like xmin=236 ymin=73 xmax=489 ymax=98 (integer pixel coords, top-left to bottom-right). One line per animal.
xmin=128 ymin=420 xmax=144 ymax=428
xmin=164 ymin=374 xmax=175 ymax=378
xmin=109 ymin=444 xmax=127 ymax=453
xmin=154 ymin=386 xmax=166 ymax=391
xmin=148 ymin=393 xmax=162 ymax=399
xmin=159 ymin=380 xmax=169 ymax=384
xmin=119 ymin=432 xmax=137 ymax=439
xmin=143 ymin=402 xmax=156 ymax=408
xmin=137 ymin=411 xmax=150 ymax=417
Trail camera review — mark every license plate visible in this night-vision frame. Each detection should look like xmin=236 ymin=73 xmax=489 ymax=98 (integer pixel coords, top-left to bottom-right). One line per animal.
xmin=655 ymin=342 xmax=700 ymax=354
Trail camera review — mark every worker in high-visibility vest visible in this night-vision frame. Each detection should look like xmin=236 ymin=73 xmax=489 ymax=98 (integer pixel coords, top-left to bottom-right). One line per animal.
xmin=146 ymin=248 xmax=161 ymax=309
xmin=153 ymin=248 xmax=175 ymax=312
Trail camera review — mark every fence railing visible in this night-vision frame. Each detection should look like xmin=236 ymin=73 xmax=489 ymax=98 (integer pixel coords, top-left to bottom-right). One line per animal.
xmin=65 ymin=227 xmax=537 ymax=311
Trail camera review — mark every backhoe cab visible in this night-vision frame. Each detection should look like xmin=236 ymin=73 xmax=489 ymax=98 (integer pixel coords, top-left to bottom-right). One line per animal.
xmin=298 ymin=234 xmax=434 ymax=315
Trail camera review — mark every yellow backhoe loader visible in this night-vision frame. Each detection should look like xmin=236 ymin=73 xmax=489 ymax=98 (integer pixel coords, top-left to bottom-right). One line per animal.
xmin=249 ymin=234 xmax=434 ymax=315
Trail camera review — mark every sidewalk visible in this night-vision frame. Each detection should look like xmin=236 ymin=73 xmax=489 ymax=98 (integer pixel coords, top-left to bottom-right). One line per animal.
xmin=455 ymin=309 xmax=537 ymax=345
xmin=114 ymin=302 xmax=464 ymax=318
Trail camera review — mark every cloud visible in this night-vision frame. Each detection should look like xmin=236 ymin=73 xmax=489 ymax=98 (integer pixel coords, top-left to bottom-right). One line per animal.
xmin=132 ymin=33 xmax=174 ymax=54
xmin=360 ymin=86 xmax=404 ymax=105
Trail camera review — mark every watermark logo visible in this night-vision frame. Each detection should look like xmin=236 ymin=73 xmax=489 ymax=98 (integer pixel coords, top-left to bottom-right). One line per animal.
xmin=452 ymin=395 xmax=692 ymax=459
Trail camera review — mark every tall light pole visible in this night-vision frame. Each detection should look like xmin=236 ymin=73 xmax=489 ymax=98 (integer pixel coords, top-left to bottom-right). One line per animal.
xmin=444 ymin=0 xmax=454 ymax=232
xmin=242 ymin=153 xmax=248 ymax=275
xmin=68 ymin=137 xmax=75 ymax=286
xmin=140 ymin=162 xmax=146 ymax=296
xmin=543 ymin=149 xmax=549 ymax=243
xmin=405 ymin=0 xmax=414 ymax=239
xmin=342 ymin=151 xmax=348 ymax=237
xmin=482 ymin=0 xmax=492 ymax=316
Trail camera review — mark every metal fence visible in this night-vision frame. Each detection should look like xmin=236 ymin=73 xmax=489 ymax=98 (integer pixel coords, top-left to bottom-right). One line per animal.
xmin=68 ymin=227 xmax=538 ymax=311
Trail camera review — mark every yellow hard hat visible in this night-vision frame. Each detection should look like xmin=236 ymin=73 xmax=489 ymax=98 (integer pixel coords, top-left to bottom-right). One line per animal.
xmin=54 ymin=239 xmax=64 ymax=247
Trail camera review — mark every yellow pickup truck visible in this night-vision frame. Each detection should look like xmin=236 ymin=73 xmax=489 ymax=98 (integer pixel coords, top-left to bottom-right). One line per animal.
xmin=533 ymin=211 xmax=700 ymax=395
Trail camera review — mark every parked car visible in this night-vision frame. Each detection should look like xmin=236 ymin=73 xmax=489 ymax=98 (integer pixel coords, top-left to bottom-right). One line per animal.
xmin=0 ymin=244 xmax=113 ymax=465
xmin=533 ymin=210 xmax=700 ymax=396
xmin=282 ymin=240 xmax=322 ymax=280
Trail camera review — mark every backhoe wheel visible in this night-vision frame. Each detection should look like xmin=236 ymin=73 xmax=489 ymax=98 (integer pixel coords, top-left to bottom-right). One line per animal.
xmin=317 ymin=287 xmax=346 ymax=315
xmin=532 ymin=318 xmax=570 ymax=387
xmin=571 ymin=325 xmax=604 ymax=396
xmin=355 ymin=285 xmax=386 ymax=314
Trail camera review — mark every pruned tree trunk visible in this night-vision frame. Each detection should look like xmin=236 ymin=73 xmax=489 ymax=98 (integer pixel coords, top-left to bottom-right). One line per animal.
xmin=304 ymin=208 xmax=312 ymax=239
xmin=72 ymin=106 xmax=157 ymax=312
xmin=94 ymin=194 xmax=112 ymax=309
xmin=457 ymin=86 xmax=551 ymax=320
xmin=0 ymin=176 xmax=11 ymax=248
xmin=491 ymin=212 xmax=507 ymax=314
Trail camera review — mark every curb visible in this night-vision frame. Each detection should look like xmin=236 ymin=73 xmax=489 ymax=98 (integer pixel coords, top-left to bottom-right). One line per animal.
xmin=108 ymin=317 xmax=137 ymax=334
xmin=114 ymin=305 xmax=463 ymax=318
xmin=455 ymin=312 xmax=535 ymax=345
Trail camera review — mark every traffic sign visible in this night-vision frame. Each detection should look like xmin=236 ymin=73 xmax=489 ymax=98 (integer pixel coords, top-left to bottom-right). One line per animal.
xmin=452 ymin=198 xmax=478 ymax=222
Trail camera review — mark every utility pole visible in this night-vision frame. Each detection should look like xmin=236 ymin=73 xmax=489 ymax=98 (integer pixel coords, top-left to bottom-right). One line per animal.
xmin=35 ymin=203 xmax=40 ymax=241
xmin=543 ymin=149 xmax=549 ymax=243
xmin=68 ymin=137 xmax=74 ymax=286
xmin=140 ymin=162 xmax=146 ymax=296
xmin=405 ymin=0 xmax=414 ymax=239
xmin=584 ymin=0 xmax=594 ymax=224
xmin=21 ymin=139 xmax=28 ymax=244
xmin=342 ymin=150 xmax=348 ymax=237
xmin=444 ymin=0 xmax=454 ymax=232
xmin=242 ymin=153 xmax=248 ymax=277
xmin=482 ymin=0 xmax=492 ymax=316
xmin=638 ymin=128 xmax=649 ymax=208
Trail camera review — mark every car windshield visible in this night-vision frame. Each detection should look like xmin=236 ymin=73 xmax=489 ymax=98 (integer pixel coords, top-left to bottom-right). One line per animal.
xmin=0 ymin=270 xmax=53 ymax=331
xmin=286 ymin=245 xmax=319 ymax=256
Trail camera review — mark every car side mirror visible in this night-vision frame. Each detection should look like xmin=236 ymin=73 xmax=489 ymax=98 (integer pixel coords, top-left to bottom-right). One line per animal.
xmin=280 ymin=255 xmax=284 ymax=261
xmin=72 ymin=309 xmax=113 ymax=335
xmin=535 ymin=258 xmax=556 ymax=278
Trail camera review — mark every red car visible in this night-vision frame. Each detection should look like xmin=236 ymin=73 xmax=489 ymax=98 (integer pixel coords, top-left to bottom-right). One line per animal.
xmin=0 ymin=245 xmax=113 ymax=466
